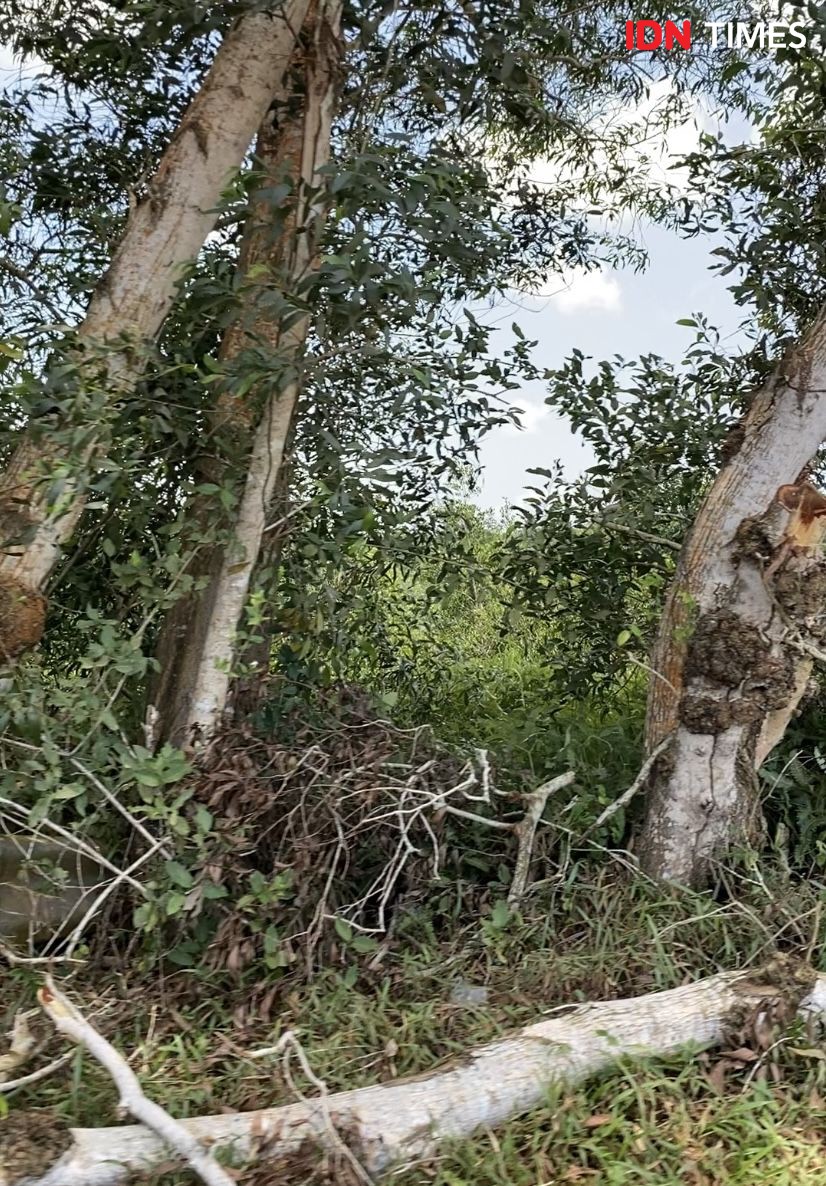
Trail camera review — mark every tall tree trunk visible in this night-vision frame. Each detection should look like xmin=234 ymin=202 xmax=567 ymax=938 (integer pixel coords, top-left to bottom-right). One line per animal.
xmin=0 ymin=2 xmax=311 ymax=646
xmin=637 ymin=310 xmax=826 ymax=884
xmin=152 ymin=0 xmax=342 ymax=747
xmin=226 ymin=462 xmax=295 ymax=721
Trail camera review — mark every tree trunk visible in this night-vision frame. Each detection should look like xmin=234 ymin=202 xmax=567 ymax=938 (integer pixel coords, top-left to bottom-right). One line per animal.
xmin=11 ymin=961 xmax=821 ymax=1186
xmin=638 ymin=310 xmax=826 ymax=884
xmin=0 ymin=2 xmax=311 ymax=646
xmin=152 ymin=0 xmax=342 ymax=747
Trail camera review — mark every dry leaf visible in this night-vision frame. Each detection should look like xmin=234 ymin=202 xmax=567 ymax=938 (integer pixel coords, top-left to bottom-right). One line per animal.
xmin=790 ymin=1046 xmax=826 ymax=1062
xmin=726 ymin=1046 xmax=758 ymax=1062
xmin=583 ymin=1114 xmax=613 ymax=1128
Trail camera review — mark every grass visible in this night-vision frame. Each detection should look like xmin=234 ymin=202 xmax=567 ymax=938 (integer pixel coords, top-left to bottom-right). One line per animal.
xmin=4 ymin=862 xmax=826 ymax=1183
xmin=393 ymin=1066 xmax=826 ymax=1186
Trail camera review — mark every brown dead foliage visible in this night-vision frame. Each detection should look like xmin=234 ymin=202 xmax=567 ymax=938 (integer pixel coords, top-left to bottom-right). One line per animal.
xmin=183 ymin=694 xmax=505 ymax=997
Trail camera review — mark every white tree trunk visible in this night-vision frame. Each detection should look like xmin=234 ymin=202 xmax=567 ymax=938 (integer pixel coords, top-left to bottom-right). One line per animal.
xmin=153 ymin=0 xmax=342 ymax=745
xmin=0 ymin=2 xmax=311 ymax=615
xmin=639 ymin=309 xmax=826 ymax=884
xmin=10 ymin=964 xmax=822 ymax=1186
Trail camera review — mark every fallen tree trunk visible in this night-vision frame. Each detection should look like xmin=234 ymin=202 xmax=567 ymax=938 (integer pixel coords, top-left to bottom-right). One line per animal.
xmin=10 ymin=961 xmax=823 ymax=1186
xmin=0 ymin=1 xmax=311 ymax=641
xmin=638 ymin=308 xmax=826 ymax=884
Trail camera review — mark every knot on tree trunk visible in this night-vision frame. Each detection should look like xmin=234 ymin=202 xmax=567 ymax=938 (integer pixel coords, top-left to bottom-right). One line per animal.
xmin=0 ymin=573 xmax=47 ymax=660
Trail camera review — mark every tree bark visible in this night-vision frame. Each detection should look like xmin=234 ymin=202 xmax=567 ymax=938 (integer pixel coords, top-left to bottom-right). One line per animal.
xmin=152 ymin=0 xmax=342 ymax=747
xmin=10 ymin=961 xmax=821 ymax=1186
xmin=638 ymin=309 xmax=826 ymax=884
xmin=0 ymin=2 xmax=311 ymax=645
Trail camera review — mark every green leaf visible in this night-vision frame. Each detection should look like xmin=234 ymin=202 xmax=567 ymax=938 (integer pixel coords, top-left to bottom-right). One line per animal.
xmin=53 ymin=783 xmax=85 ymax=800
xmin=351 ymin=934 xmax=377 ymax=953
xmin=165 ymin=860 xmax=194 ymax=889
xmin=334 ymin=917 xmax=353 ymax=942
xmin=194 ymin=806 xmax=213 ymax=834
xmin=490 ymin=899 xmax=510 ymax=929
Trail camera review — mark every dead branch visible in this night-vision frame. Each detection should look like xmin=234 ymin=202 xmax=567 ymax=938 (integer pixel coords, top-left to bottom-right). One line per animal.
xmin=581 ymin=736 xmax=673 ymax=840
xmin=36 ymin=978 xmax=236 ymax=1186
xmin=13 ymin=962 xmax=823 ymax=1186
xmin=508 ymin=771 xmax=576 ymax=906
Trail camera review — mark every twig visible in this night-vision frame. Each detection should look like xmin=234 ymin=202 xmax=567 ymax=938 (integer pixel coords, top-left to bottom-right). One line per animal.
xmin=626 ymin=656 xmax=679 ymax=693
xmin=38 ymin=977 xmax=236 ymax=1186
xmin=599 ymin=520 xmax=682 ymax=552
xmin=0 ymin=254 xmax=68 ymax=321
xmin=270 ymin=1030 xmax=374 ymax=1186
xmin=67 ymin=756 xmax=172 ymax=859
xmin=580 ymin=736 xmax=673 ymax=841
xmin=0 ymin=1049 xmax=76 ymax=1093
xmin=61 ymin=838 xmax=167 ymax=957
xmin=787 ymin=635 xmax=826 ymax=664
xmin=0 ymin=940 xmax=84 ymax=967
xmin=0 ymin=795 xmax=147 ymax=895
xmin=263 ymin=499 xmax=313 ymax=534
xmin=508 ymin=771 xmax=576 ymax=906
xmin=438 ymin=803 xmax=513 ymax=831
xmin=0 ymin=1013 xmax=37 ymax=1084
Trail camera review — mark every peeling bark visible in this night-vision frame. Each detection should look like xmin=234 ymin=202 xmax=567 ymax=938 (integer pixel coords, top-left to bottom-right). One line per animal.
xmin=0 ymin=2 xmax=312 ymax=649
xmin=639 ymin=309 xmax=826 ymax=884
xmin=9 ymin=961 xmax=822 ymax=1186
xmin=152 ymin=0 xmax=342 ymax=746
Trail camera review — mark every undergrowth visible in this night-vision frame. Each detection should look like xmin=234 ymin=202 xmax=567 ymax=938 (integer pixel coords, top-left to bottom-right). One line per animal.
xmin=4 ymin=862 xmax=826 ymax=1184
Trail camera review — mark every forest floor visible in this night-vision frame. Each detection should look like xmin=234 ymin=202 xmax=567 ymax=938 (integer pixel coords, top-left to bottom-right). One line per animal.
xmin=5 ymin=866 xmax=826 ymax=1185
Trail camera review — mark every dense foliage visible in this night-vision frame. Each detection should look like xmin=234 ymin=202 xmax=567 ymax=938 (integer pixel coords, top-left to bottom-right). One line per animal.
xmin=1 ymin=0 xmax=826 ymax=1009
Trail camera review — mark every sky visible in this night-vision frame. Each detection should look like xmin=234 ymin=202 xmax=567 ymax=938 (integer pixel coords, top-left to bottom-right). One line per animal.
xmin=469 ymin=78 xmax=752 ymax=511
xmin=471 ymin=227 xmax=745 ymax=509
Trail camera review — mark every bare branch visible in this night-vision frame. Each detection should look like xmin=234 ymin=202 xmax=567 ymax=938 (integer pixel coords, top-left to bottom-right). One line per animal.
xmin=508 ymin=771 xmax=576 ymax=906
xmin=37 ymin=978 xmax=236 ymax=1186
xmin=581 ymin=736 xmax=673 ymax=840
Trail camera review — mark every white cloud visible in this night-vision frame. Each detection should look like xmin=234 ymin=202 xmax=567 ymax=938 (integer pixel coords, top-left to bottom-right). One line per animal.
xmin=503 ymin=398 xmax=549 ymax=436
xmin=553 ymin=269 xmax=622 ymax=314
xmin=525 ymin=77 xmax=723 ymax=202
xmin=0 ymin=39 xmax=45 ymax=78
xmin=526 ymin=267 xmax=622 ymax=314
xmin=0 ymin=41 xmax=46 ymax=84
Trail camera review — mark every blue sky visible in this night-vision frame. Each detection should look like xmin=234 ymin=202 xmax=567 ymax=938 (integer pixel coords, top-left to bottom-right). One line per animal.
xmin=472 ymin=225 xmax=745 ymax=508
xmin=468 ymin=73 xmax=756 ymax=509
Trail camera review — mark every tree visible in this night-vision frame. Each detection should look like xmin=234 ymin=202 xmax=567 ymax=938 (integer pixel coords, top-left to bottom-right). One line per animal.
xmin=0 ymin=2 xmax=311 ymax=648
xmin=634 ymin=34 xmax=826 ymax=885
xmin=152 ymin=0 xmax=343 ymax=744
xmin=636 ymin=310 xmax=826 ymax=884
xmin=0 ymin=0 xmax=794 ymax=887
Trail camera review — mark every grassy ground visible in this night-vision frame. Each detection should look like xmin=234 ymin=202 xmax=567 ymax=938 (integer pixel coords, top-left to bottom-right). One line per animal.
xmin=4 ymin=864 xmax=826 ymax=1184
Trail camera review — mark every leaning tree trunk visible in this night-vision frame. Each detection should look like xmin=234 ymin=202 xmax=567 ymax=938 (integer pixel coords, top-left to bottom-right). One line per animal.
xmin=10 ymin=960 xmax=822 ymax=1185
xmin=152 ymin=0 xmax=342 ymax=747
xmin=637 ymin=309 xmax=826 ymax=884
xmin=0 ymin=1 xmax=311 ymax=653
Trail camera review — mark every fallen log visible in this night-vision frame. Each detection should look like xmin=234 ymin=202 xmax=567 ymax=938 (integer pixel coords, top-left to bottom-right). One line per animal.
xmin=8 ymin=961 xmax=825 ymax=1186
